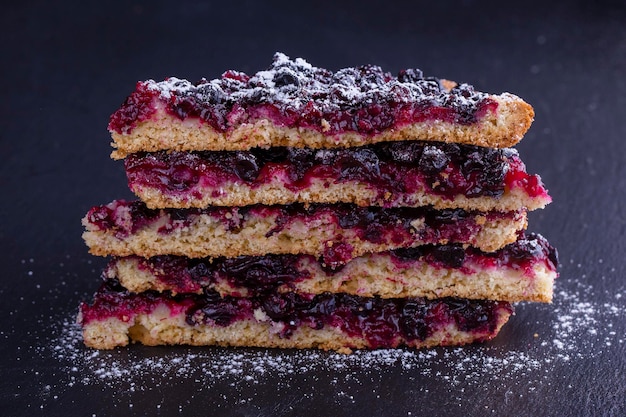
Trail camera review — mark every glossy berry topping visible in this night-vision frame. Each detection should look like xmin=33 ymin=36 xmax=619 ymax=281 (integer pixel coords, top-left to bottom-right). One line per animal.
xmin=126 ymin=254 xmax=309 ymax=295
xmin=109 ymin=53 xmax=497 ymax=135
xmin=81 ymin=279 xmax=512 ymax=348
xmin=125 ymin=140 xmax=550 ymax=203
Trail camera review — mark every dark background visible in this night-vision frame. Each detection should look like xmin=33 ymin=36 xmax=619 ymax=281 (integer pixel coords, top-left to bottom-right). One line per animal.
xmin=1 ymin=1 xmax=625 ymax=416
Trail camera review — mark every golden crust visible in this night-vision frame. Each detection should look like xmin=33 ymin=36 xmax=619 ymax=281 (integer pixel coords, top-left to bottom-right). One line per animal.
xmin=110 ymin=94 xmax=534 ymax=159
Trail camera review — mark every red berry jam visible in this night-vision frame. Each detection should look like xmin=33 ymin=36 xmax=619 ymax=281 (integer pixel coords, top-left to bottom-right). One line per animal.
xmin=109 ymin=53 xmax=497 ymax=135
xmin=124 ymin=141 xmax=550 ymax=204
xmin=80 ymin=279 xmax=512 ymax=348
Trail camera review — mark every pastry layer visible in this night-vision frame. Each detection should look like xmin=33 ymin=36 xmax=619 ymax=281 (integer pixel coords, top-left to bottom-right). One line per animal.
xmin=109 ymin=53 xmax=534 ymax=159
xmin=108 ymin=233 xmax=557 ymax=302
xmin=78 ymin=280 xmax=513 ymax=351
xmin=82 ymin=200 xmax=527 ymax=264
xmin=125 ymin=141 xmax=550 ymax=211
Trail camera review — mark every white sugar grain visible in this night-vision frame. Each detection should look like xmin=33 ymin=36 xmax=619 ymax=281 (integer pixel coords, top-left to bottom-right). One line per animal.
xmin=33 ymin=273 xmax=625 ymax=410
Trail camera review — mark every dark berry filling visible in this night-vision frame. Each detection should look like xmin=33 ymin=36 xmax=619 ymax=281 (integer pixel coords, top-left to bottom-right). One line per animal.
xmin=391 ymin=232 xmax=558 ymax=274
xmin=391 ymin=245 xmax=468 ymax=269
xmin=85 ymin=200 xmax=238 ymax=238
xmin=125 ymin=141 xmax=549 ymax=203
xmin=125 ymin=254 xmax=310 ymax=295
xmin=468 ymin=231 xmax=559 ymax=275
xmin=81 ymin=279 xmax=512 ymax=348
xmin=109 ymin=53 xmax=497 ymax=135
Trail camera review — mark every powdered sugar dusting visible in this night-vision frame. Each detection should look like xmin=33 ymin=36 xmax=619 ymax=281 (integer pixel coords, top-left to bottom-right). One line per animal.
xmin=35 ymin=274 xmax=624 ymax=413
xmin=109 ymin=52 xmax=502 ymax=140
xmin=141 ymin=52 xmax=489 ymax=120
xmin=145 ymin=77 xmax=194 ymax=100
xmin=20 ymin=255 xmax=623 ymax=413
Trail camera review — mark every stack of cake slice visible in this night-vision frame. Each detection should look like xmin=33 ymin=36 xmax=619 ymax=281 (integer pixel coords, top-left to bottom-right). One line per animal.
xmin=78 ymin=53 xmax=558 ymax=352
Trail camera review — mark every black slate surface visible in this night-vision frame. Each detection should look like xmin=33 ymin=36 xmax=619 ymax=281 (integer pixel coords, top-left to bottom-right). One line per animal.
xmin=1 ymin=1 xmax=625 ymax=416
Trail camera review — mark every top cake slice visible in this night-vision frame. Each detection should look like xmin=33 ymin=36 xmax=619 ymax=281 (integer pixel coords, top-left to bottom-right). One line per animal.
xmin=108 ymin=53 xmax=534 ymax=159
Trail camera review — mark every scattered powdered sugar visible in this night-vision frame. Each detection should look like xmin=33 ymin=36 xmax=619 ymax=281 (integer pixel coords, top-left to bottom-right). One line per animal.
xmin=38 ymin=275 xmax=624 ymax=409
xmin=22 ymin=255 xmax=623 ymax=413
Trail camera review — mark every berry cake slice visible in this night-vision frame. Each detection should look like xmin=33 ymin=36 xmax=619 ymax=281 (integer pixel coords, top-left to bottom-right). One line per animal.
xmin=78 ymin=279 xmax=513 ymax=352
xmin=79 ymin=52 xmax=556 ymax=354
xmin=106 ymin=233 xmax=558 ymax=303
xmin=125 ymin=141 xmax=551 ymax=211
xmin=82 ymin=200 xmax=528 ymax=266
xmin=108 ymin=53 xmax=534 ymax=159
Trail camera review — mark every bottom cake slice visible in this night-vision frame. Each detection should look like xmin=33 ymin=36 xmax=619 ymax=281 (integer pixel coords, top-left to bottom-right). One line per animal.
xmin=78 ymin=279 xmax=513 ymax=352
